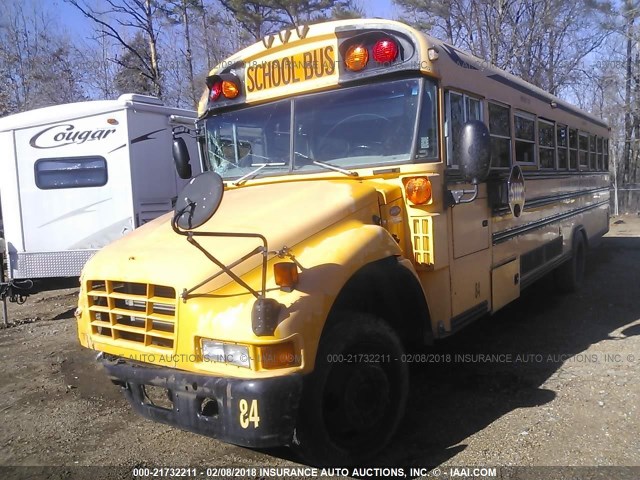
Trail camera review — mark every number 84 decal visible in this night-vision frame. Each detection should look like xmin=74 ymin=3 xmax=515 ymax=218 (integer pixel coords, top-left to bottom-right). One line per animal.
xmin=239 ymin=399 xmax=260 ymax=428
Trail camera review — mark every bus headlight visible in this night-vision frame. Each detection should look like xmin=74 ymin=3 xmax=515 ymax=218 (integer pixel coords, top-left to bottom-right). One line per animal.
xmin=201 ymin=340 xmax=251 ymax=368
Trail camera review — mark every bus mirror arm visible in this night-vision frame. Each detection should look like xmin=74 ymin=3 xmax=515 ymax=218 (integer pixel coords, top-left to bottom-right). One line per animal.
xmin=447 ymin=184 xmax=479 ymax=206
xmin=171 ymin=222 xmax=283 ymax=336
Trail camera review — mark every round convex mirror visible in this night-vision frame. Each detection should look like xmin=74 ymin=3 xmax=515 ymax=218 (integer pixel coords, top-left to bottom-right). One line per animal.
xmin=173 ymin=171 xmax=224 ymax=230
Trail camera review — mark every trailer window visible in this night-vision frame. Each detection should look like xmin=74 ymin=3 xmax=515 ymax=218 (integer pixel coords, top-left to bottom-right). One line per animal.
xmin=35 ymin=157 xmax=108 ymax=190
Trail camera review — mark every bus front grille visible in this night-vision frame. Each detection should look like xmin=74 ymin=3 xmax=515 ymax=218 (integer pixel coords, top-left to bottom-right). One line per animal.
xmin=86 ymin=280 xmax=177 ymax=350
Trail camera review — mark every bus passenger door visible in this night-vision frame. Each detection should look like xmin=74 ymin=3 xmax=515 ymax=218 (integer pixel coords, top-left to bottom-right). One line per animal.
xmin=448 ymin=191 xmax=491 ymax=332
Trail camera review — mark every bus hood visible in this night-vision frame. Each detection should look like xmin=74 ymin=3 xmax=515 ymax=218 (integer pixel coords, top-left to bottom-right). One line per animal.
xmin=82 ymin=179 xmax=383 ymax=292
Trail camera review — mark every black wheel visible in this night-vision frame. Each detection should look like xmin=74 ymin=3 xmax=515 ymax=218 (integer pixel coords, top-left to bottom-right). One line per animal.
xmin=292 ymin=313 xmax=408 ymax=466
xmin=555 ymin=231 xmax=586 ymax=293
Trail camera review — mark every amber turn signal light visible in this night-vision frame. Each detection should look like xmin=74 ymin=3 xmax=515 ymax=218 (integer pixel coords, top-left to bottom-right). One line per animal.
xmin=222 ymin=80 xmax=239 ymax=98
xmin=274 ymin=262 xmax=299 ymax=290
xmin=258 ymin=342 xmax=300 ymax=369
xmin=404 ymin=177 xmax=432 ymax=205
xmin=345 ymin=44 xmax=369 ymax=71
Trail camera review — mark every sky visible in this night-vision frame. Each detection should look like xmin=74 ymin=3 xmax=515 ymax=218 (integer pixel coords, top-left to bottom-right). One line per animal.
xmin=49 ymin=0 xmax=401 ymax=43
xmin=362 ymin=0 xmax=400 ymax=19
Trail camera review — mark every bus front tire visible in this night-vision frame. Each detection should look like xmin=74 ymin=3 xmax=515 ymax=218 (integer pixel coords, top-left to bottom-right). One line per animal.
xmin=556 ymin=232 xmax=586 ymax=293
xmin=292 ymin=313 xmax=409 ymax=466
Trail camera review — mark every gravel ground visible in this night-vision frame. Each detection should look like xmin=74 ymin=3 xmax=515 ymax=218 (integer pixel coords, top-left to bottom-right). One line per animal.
xmin=0 ymin=216 xmax=639 ymax=479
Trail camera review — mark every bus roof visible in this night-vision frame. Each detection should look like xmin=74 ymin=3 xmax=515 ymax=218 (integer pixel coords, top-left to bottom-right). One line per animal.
xmin=202 ymin=18 xmax=608 ymax=132
xmin=425 ymin=36 xmax=608 ymax=130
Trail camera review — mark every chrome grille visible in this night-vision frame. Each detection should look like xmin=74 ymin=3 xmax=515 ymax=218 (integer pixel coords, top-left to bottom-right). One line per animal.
xmin=87 ymin=280 xmax=176 ymax=350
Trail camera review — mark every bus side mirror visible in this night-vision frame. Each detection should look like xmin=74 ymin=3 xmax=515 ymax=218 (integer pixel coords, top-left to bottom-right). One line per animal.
xmin=458 ymin=120 xmax=491 ymax=184
xmin=173 ymin=137 xmax=193 ymax=179
xmin=448 ymin=120 xmax=491 ymax=206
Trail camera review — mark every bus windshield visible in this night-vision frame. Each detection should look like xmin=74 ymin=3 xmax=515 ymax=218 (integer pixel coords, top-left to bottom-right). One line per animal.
xmin=204 ymin=78 xmax=437 ymax=179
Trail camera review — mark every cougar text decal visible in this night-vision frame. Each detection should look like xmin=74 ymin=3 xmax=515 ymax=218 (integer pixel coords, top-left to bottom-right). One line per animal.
xmin=30 ymin=124 xmax=117 ymax=149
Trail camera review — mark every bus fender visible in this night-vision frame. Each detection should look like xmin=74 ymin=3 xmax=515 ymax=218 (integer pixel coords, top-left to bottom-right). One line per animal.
xmin=325 ymin=255 xmax=433 ymax=350
xmin=273 ymin=224 xmax=433 ymax=371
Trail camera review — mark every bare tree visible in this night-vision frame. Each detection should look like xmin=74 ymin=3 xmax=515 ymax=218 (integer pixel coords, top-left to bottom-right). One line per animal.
xmin=218 ymin=0 xmax=285 ymax=41
xmin=158 ymin=0 xmax=205 ymax=108
xmin=66 ymin=0 xmax=164 ymax=98
xmin=114 ymin=32 xmax=157 ymax=96
xmin=395 ymin=0 xmax=612 ymax=95
xmin=0 ymin=1 xmax=86 ymax=114
xmin=76 ymin=29 xmax=119 ymax=99
xmin=218 ymin=0 xmax=360 ymax=40
xmin=602 ymin=0 xmax=640 ymax=212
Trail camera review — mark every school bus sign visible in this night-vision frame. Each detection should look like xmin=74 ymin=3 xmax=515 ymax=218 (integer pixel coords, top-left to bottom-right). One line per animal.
xmin=244 ymin=40 xmax=338 ymax=101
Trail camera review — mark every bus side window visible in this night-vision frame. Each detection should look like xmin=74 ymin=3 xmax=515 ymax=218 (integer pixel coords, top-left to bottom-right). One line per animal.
xmin=597 ymin=137 xmax=603 ymax=170
xmin=569 ymin=128 xmax=578 ymax=169
xmin=445 ymin=91 xmax=464 ymax=166
xmin=578 ymin=132 xmax=589 ymax=169
xmin=445 ymin=91 xmax=483 ymax=166
xmin=538 ymin=119 xmax=555 ymax=169
xmin=514 ymin=112 xmax=536 ymax=164
xmin=488 ymin=102 xmax=511 ymax=168
xmin=467 ymin=97 xmax=482 ymax=121
xmin=415 ymin=80 xmax=438 ymax=161
xmin=557 ymin=124 xmax=568 ymax=170
xmin=589 ymin=134 xmax=596 ymax=170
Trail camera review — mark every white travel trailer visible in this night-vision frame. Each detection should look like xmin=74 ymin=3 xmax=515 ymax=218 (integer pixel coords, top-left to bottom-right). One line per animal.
xmin=0 ymin=94 xmax=201 ymax=280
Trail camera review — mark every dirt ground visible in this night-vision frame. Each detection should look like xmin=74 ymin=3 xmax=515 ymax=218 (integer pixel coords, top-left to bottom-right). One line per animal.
xmin=1 ymin=216 xmax=639 ymax=479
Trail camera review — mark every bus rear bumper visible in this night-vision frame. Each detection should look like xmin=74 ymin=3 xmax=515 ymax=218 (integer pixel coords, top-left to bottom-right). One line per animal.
xmin=101 ymin=356 xmax=302 ymax=448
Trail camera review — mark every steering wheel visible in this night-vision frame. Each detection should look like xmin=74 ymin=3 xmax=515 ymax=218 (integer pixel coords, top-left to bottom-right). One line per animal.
xmin=348 ymin=142 xmax=385 ymax=156
xmin=325 ymin=113 xmax=390 ymax=136
xmin=316 ymin=114 xmax=391 ymax=158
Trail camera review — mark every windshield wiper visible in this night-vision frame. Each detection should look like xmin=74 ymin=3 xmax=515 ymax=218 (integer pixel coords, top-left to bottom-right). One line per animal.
xmin=232 ymin=162 xmax=286 ymax=185
xmin=312 ymin=160 xmax=359 ymax=177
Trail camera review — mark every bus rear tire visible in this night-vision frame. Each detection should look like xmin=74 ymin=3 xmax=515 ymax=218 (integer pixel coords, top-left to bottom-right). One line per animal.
xmin=292 ymin=313 xmax=408 ymax=466
xmin=555 ymin=231 xmax=586 ymax=293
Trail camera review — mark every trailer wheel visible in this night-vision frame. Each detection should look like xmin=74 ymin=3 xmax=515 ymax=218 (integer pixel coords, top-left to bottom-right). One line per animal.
xmin=556 ymin=231 xmax=586 ymax=293
xmin=292 ymin=313 xmax=408 ymax=466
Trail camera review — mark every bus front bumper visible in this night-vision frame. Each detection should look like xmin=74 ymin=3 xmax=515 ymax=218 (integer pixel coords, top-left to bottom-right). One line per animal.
xmin=101 ymin=356 xmax=303 ymax=448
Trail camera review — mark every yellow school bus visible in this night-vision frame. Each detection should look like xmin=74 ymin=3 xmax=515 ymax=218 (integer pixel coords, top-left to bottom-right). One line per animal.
xmin=75 ymin=19 xmax=610 ymax=465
